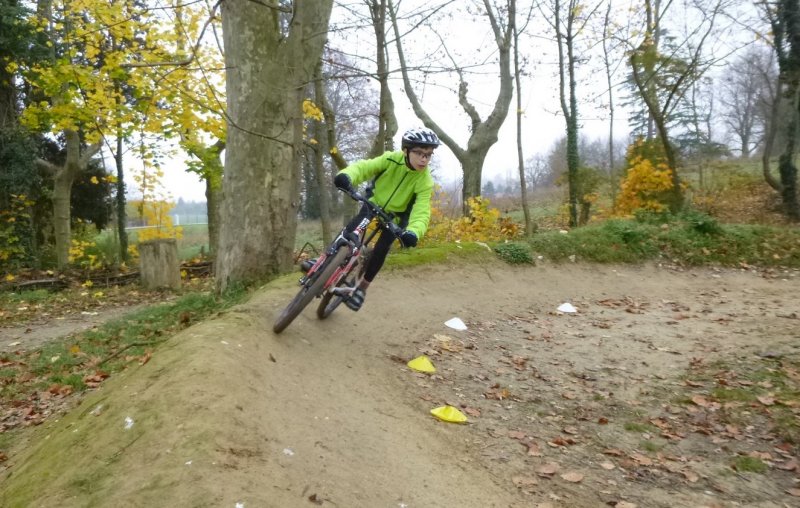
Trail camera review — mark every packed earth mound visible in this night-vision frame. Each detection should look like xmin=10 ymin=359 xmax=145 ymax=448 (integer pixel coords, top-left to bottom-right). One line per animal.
xmin=1 ymin=260 xmax=798 ymax=507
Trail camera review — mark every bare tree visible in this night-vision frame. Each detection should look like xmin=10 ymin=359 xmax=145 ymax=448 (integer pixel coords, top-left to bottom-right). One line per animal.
xmin=216 ymin=1 xmax=334 ymax=292
xmin=389 ymin=0 xmax=515 ymax=214
xmin=513 ymin=2 xmax=536 ymax=234
xmin=719 ymin=45 xmax=776 ymax=158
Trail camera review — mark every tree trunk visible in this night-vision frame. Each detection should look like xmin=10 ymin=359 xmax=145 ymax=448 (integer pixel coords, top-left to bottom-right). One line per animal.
xmin=216 ymin=0 xmax=333 ymax=293
xmin=52 ymin=130 xmax=95 ymax=270
xmin=761 ymin=75 xmax=783 ymax=191
xmin=512 ymin=13 xmax=534 ymax=235
xmin=368 ymin=0 xmax=398 ymax=157
xmin=115 ymin=134 xmax=128 ymax=264
xmin=205 ymin=177 xmax=221 ymax=258
xmin=778 ymin=87 xmax=800 ymax=219
xmin=312 ymin=60 xmax=333 ymax=245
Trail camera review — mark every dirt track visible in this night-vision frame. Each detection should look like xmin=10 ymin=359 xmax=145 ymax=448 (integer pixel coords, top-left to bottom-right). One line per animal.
xmin=1 ymin=259 xmax=799 ymax=507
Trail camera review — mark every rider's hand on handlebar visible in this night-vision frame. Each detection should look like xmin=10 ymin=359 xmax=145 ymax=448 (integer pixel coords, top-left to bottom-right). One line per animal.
xmin=334 ymin=173 xmax=353 ymax=192
xmin=400 ymin=230 xmax=418 ymax=248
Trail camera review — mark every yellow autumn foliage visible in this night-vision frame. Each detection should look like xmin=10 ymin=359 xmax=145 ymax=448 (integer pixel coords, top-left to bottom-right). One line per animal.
xmin=425 ymin=196 xmax=521 ymax=243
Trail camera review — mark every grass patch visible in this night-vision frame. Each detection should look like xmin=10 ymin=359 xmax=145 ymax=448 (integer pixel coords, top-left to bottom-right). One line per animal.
xmin=0 ymin=284 xmax=249 ymax=429
xmin=524 ymin=213 xmax=800 ymax=267
xmin=640 ymin=440 xmax=665 ymax=452
xmin=386 ymin=241 xmax=495 ymax=269
xmin=711 ymin=387 xmax=757 ymax=403
xmin=732 ymin=455 xmax=768 ymax=474
xmin=494 ymin=242 xmax=535 ymax=264
xmin=1 ymin=288 xmax=53 ymax=305
xmin=623 ymin=421 xmax=657 ymax=433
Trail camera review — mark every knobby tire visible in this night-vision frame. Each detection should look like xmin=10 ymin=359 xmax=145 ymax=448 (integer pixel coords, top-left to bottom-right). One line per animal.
xmin=272 ymin=247 xmax=349 ymax=333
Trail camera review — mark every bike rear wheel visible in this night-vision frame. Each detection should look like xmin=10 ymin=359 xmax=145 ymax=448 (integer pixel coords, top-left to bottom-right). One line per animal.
xmin=272 ymin=247 xmax=349 ymax=333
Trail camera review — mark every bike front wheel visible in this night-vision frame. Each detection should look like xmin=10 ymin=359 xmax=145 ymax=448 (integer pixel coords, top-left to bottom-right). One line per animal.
xmin=273 ymin=247 xmax=349 ymax=333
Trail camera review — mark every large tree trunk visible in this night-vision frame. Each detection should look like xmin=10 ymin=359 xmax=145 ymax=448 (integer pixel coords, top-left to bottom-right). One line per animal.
xmin=47 ymin=130 xmax=100 ymax=270
xmin=216 ymin=0 xmax=333 ymax=293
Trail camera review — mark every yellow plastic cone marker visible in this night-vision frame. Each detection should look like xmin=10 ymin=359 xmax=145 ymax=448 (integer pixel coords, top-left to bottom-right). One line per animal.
xmin=407 ymin=355 xmax=436 ymax=373
xmin=430 ymin=405 xmax=467 ymax=424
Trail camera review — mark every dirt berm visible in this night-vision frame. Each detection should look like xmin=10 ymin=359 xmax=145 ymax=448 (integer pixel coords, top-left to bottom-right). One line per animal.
xmin=1 ymin=257 xmax=798 ymax=507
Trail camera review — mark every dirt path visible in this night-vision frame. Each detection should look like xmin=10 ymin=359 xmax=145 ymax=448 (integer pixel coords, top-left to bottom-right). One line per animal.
xmin=1 ymin=261 xmax=799 ymax=507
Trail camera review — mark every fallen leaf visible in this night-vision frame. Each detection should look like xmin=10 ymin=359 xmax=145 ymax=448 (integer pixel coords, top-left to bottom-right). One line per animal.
xmin=512 ymin=475 xmax=538 ymax=489
xmin=597 ymin=417 xmax=609 ymax=425
xmin=536 ymin=462 xmax=560 ymax=477
xmin=603 ymin=448 xmax=624 ymax=456
xmin=527 ymin=442 xmax=542 ymax=456
xmin=630 ymin=453 xmax=653 ymax=466
xmin=561 ymin=392 xmax=577 ymax=400
xmin=691 ymin=395 xmax=710 ymax=407
xmin=600 ymin=462 xmax=615 ymax=470
xmin=560 ymin=471 xmax=584 ymax=483
xmin=463 ymin=407 xmax=481 ymax=417
xmin=616 ymin=502 xmax=638 ymax=508
xmin=682 ymin=470 xmax=699 ymax=483
xmin=508 ymin=430 xmax=526 ymax=440
xmin=777 ymin=460 xmax=798 ymax=471
xmin=787 ymin=488 xmax=800 ymax=497
xmin=757 ymin=395 xmax=775 ymax=406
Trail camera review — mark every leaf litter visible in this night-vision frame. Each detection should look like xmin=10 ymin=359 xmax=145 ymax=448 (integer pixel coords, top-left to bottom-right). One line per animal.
xmin=398 ymin=267 xmax=800 ymax=507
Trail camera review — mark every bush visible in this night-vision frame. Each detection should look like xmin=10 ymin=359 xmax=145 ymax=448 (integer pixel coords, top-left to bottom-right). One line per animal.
xmin=494 ymin=242 xmax=534 ymax=264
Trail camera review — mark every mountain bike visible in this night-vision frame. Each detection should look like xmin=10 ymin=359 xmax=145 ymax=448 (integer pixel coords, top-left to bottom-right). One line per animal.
xmin=272 ymin=188 xmax=403 ymax=334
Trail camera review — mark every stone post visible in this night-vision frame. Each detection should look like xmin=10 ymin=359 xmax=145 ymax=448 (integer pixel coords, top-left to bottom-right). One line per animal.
xmin=139 ymin=239 xmax=181 ymax=290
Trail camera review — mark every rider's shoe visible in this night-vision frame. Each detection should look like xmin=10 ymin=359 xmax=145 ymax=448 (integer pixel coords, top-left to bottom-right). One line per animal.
xmin=300 ymin=258 xmax=317 ymax=272
xmin=345 ymin=287 xmax=366 ymax=311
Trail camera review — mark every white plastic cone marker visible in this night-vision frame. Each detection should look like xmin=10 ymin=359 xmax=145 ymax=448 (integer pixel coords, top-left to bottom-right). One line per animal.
xmin=444 ymin=317 xmax=467 ymax=330
xmin=430 ymin=405 xmax=468 ymax=424
xmin=407 ymin=355 xmax=436 ymax=373
xmin=557 ymin=302 xmax=577 ymax=313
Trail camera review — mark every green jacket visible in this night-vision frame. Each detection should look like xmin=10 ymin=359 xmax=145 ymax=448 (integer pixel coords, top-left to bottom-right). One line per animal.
xmin=339 ymin=150 xmax=434 ymax=238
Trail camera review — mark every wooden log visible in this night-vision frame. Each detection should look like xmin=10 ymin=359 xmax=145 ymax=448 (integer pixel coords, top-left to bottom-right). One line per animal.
xmin=139 ymin=239 xmax=181 ymax=290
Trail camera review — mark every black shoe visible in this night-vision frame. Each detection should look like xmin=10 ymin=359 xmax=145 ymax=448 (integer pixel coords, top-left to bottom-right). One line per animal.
xmin=345 ymin=288 xmax=366 ymax=311
xmin=300 ymin=258 xmax=317 ymax=272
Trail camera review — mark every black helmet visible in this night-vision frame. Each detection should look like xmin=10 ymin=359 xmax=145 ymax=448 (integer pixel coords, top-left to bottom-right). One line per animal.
xmin=401 ymin=127 xmax=440 ymax=149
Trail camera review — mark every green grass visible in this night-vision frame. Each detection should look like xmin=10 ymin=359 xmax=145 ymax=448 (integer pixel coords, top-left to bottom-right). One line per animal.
xmin=1 ymin=288 xmax=52 ymax=305
xmin=523 ymin=212 xmax=800 ymax=267
xmin=0 ymin=285 xmax=248 ymax=408
xmin=733 ymin=455 xmax=768 ymax=474
xmin=640 ymin=439 xmax=665 ymax=452
xmin=623 ymin=421 xmax=657 ymax=433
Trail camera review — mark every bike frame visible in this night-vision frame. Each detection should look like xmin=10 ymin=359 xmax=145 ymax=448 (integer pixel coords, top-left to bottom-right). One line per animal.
xmin=273 ymin=189 xmax=400 ymax=333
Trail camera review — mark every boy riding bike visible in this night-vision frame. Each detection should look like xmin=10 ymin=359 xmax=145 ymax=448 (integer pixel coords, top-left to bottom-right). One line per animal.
xmin=332 ymin=127 xmax=440 ymax=311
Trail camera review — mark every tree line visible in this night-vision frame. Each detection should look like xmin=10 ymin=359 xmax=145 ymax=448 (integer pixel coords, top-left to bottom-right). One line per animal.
xmin=1 ymin=0 xmax=798 ymax=293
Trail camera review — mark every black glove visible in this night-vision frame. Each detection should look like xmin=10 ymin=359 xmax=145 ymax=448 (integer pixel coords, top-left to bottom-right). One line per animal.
xmin=400 ymin=230 xmax=418 ymax=247
xmin=334 ymin=173 xmax=353 ymax=192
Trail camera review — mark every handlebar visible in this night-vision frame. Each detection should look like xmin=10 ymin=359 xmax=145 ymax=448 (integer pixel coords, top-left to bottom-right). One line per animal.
xmin=343 ymin=188 xmax=403 ymax=238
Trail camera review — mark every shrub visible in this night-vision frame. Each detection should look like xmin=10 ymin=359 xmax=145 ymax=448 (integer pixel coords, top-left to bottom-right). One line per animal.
xmin=425 ymin=196 xmax=521 ymax=243
xmin=494 ymin=242 xmax=534 ymax=264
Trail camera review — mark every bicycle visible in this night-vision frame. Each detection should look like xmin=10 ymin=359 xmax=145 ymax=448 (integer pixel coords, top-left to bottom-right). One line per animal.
xmin=272 ymin=188 xmax=404 ymax=334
